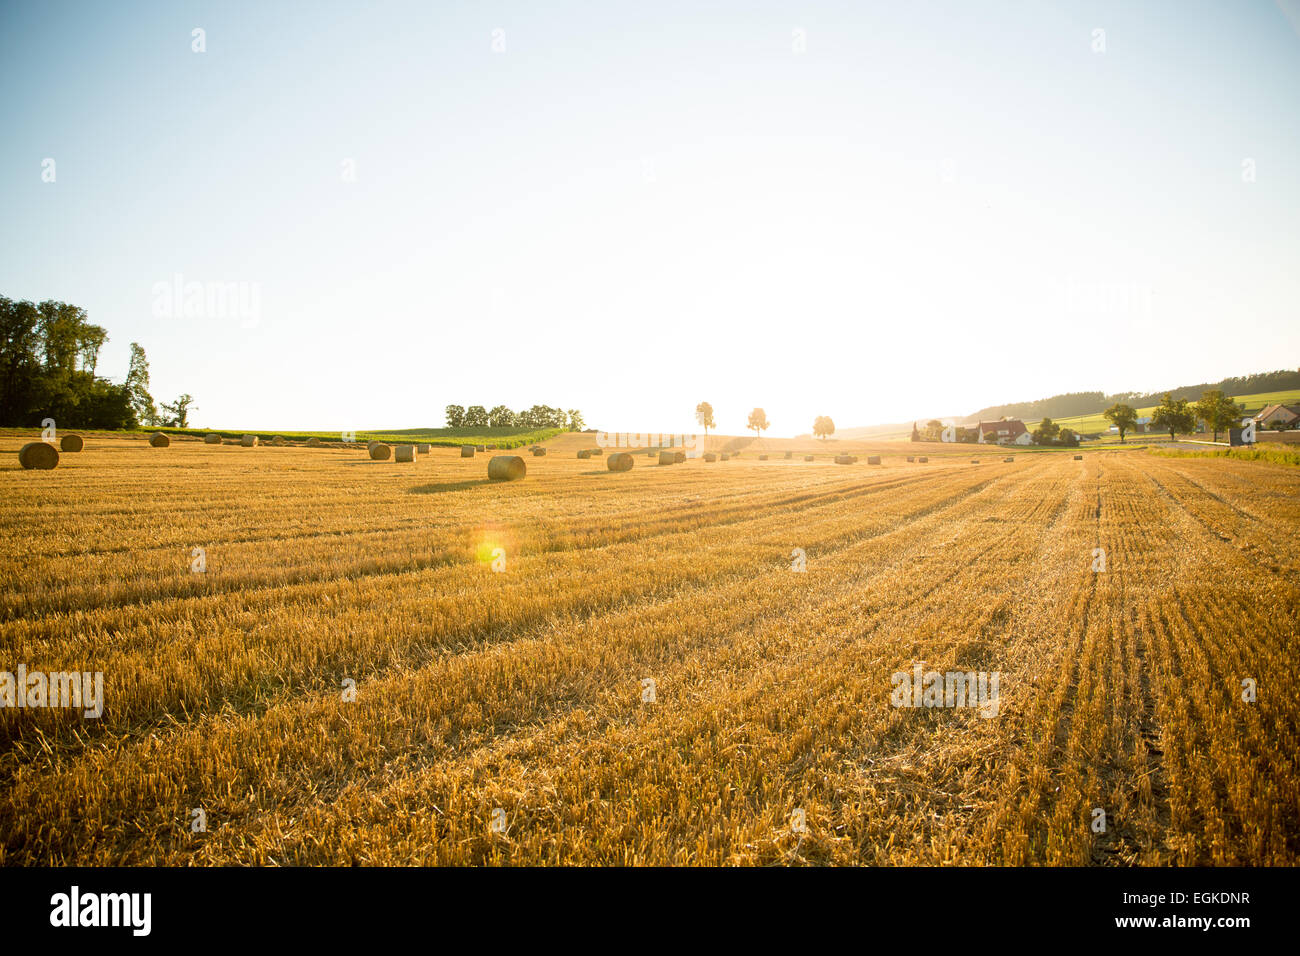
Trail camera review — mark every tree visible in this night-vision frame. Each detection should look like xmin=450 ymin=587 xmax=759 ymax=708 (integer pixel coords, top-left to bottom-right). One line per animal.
xmin=159 ymin=394 xmax=197 ymax=428
xmin=125 ymin=342 xmax=157 ymax=427
xmin=747 ymin=408 xmax=769 ymax=437
xmin=487 ymin=405 xmax=515 ymax=428
xmin=1193 ymin=389 xmax=1242 ymax=443
xmin=1058 ymin=428 xmax=1079 ymax=447
xmin=1149 ymin=393 xmax=1196 ymax=442
xmin=444 ymin=404 xmax=466 ymax=428
xmin=567 ymin=408 xmax=584 ymax=432
xmin=813 ymin=415 xmax=835 ymax=440
xmin=1103 ymin=403 xmax=1138 ymax=442
xmin=0 ymin=297 xmax=41 ymax=423
xmin=695 ymin=402 xmax=715 ymax=436
xmin=1032 ymin=418 xmax=1060 ymax=445
xmin=910 ymin=421 xmax=920 ymax=442
xmin=464 ymin=405 xmax=489 ymax=428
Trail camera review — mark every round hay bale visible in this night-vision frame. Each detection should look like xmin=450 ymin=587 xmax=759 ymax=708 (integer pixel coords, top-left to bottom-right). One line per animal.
xmin=417 ymin=443 xmax=431 ymax=454
xmin=1003 ymin=456 xmax=1014 ymax=463
xmin=703 ymin=452 xmax=717 ymax=462
xmin=805 ymin=455 xmax=814 ymax=461
xmin=721 ymin=453 xmax=730 ymax=461
xmin=658 ymin=451 xmax=676 ymax=465
xmin=646 ymin=450 xmax=657 ymax=458
xmin=674 ymin=450 xmax=685 ymax=464
xmin=205 ymin=433 xmax=222 ymax=445
xmin=488 ymin=455 xmax=526 ymax=481
xmin=906 ymin=456 xmax=914 ymax=462
xmin=306 ymin=437 xmax=323 ymax=447
xmin=271 ymin=436 xmax=286 ymax=446
xmin=394 ymin=444 xmax=417 ymax=462
xmin=607 ymin=452 xmax=634 ymax=472
xmin=1074 ymin=454 xmax=1083 ymax=460
xmin=149 ymin=432 xmax=170 ymax=448
xmin=918 ymin=457 xmax=929 ymax=463
xmin=18 ymin=442 xmax=59 ymax=470
xmin=475 ymin=444 xmax=486 ymax=453
xmin=577 ymin=449 xmax=592 ymax=459
xmin=834 ymin=454 xmax=854 ymax=465
xmin=759 ymin=454 xmax=769 ymax=461
xmin=461 ymin=445 xmax=475 ymax=458
xmin=60 ymin=434 xmax=84 ymax=453
xmin=531 ymin=447 xmax=547 ymax=457
xmin=488 ymin=444 xmax=498 ymax=449
xmin=784 ymin=451 xmax=793 ymax=459
xmin=590 ymin=448 xmax=603 ymax=456
xmin=241 ymin=435 xmax=258 ymax=448
xmin=369 ymin=443 xmax=392 ymax=461
xmin=867 ymin=455 xmax=882 ymax=465
xmin=970 ymin=459 xmax=980 ymax=464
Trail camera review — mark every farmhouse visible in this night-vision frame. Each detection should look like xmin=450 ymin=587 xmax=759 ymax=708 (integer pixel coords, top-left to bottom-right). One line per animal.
xmin=1253 ymin=403 xmax=1300 ymax=429
xmin=977 ymin=419 xmax=1031 ymax=445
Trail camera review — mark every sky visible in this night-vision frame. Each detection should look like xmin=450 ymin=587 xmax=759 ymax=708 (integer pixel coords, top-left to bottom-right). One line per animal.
xmin=2 ymin=0 xmax=1298 ymax=435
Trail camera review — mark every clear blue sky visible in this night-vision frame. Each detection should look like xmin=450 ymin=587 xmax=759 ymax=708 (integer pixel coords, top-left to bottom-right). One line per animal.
xmin=2 ymin=0 xmax=1298 ymax=433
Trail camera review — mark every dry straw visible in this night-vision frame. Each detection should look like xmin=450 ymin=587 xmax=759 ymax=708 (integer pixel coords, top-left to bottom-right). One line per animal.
xmin=205 ymin=433 xmax=222 ymax=445
xmin=703 ymin=452 xmax=717 ymax=462
xmin=531 ymin=447 xmax=547 ymax=456
xmin=149 ymin=432 xmax=170 ymax=447
xmin=461 ymin=445 xmax=475 ymax=458
xmin=607 ymin=452 xmax=634 ymax=472
xmin=241 ymin=435 xmax=258 ymax=448
xmin=394 ymin=444 xmax=417 ymax=462
xmin=867 ymin=455 xmax=882 ymax=465
xmin=60 ymin=435 xmax=83 ymax=452
xmin=1074 ymin=455 xmax=1083 ymax=460
xmin=18 ymin=442 xmax=59 ymax=470
xmin=674 ymin=451 xmax=685 ymax=463
xmin=834 ymin=454 xmax=854 ymax=464
xmin=488 ymin=455 xmax=526 ymax=481
xmin=918 ymin=457 xmax=929 ymax=463
xmin=659 ymin=451 xmax=676 ymax=465
xmin=417 ymin=444 xmax=430 ymax=454
xmin=306 ymin=437 xmax=323 ymax=447
xmin=369 ymin=443 xmax=392 ymax=461
xmin=577 ymin=450 xmax=592 ymax=459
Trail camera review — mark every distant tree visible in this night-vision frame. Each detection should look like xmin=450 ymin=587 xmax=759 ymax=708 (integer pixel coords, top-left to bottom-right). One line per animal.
xmin=1193 ymin=389 xmax=1242 ymax=443
xmin=159 ymin=394 xmax=197 ymax=428
xmin=125 ymin=342 xmax=157 ymax=427
xmin=464 ymin=405 xmax=489 ymax=428
xmin=747 ymin=408 xmax=769 ymax=437
xmin=1150 ymin=393 xmax=1196 ymax=442
xmin=695 ymin=401 xmax=715 ymax=436
xmin=910 ymin=421 xmax=920 ymax=442
xmin=1032 ymin=418 xmax=1060 ymax=445
xmin=487 ymin=405 xmax=515 ymax=428
xmin=567 ymin=408 xmax=584 ymax=432
xmin=1058 ymin=427 xmax=1079 ymax=447
xmin=813 ymin=415 xmax=835 ymax=440
xmin=444 ymin=404 xmax=466 ymax=428
xmin=1103 ymin=403 xmax=1138 ymax=442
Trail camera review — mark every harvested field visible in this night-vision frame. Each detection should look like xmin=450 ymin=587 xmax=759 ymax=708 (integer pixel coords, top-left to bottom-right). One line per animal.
xmin=0 ymin=437 xmax=1297 ymax=865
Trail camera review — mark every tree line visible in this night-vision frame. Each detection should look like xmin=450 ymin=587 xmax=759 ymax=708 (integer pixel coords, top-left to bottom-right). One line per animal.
xmin=0 ymin=295 xmax=192 ymax=429
xmin=444 ymin=404 xmax=584 ymax=431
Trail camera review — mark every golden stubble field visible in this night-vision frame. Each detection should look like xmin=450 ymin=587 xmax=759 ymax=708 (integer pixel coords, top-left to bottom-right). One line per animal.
xmin=0 ymin=434 xmax=1297 ymax=865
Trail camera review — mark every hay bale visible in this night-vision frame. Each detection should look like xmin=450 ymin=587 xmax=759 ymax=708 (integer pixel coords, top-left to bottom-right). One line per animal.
xmin=1004 ymin=456 xmax=1014 ymax=463
xmin=918 ymin=456 xmax=928 ymax=463
xmin=271 ymin=436 xmax=286 ymax=446
xmin=590 ymin=448 xmax=603 ymax=456
xmin=659 ymin=451 xmax=676 ymax=465
xmin=834 ymin=455 xmax=855 ymax=464
xmin=759 ymin=454 xmax=768 ymax=461
xmin=607 ymin=452 xmax=634 ymax=472
xmin=674 ymin=450 xmax=685 ymax=464
xmin=205 ymin=433 xmax=222 ymax=445
xmin=18 ymin=442 xmax=59 ymax=470
xmin=1074 ymin=454 xmax=1083 ymax=460
xmin=394 ymin=444 xmax=417 ymax=462
xmin=646 ymin=450 xmax=657 ymax=458
xmin=577 ymin=449 xmax=592 ymax=459
xmin=417 ymin=443 xmax=430 ymax=454
xmin=531 ymin=447 xmax=547 ymax=457
xmin=60 ymin=434 xmax=84 ymax=453
xmin=461 ymin=445 xmax=475 ymax=458
xmin=805 ymin=455 xmax=814 ymax=461
xmin=721 ymin=453 xmax=730 ymax=461
xmin=241 ymin=435 xmax=258 ymax=448
xmin=306 ymin=437 xmax=323 ymax=447
xmin=784 ymin=451 xmax=793 ymax=459
xmin=906 ymin=456 xmax=914 ymax=462
xmin=475 ymin=444 xmax=486 ymax=452
xmin=149 ymin=432 xmax=170 ymax=448
xmin=488 ymin=455 xmax=526 ymax=481
xmin=970 ymin=459 xmax=980 ymax=464
xmin=704 ymin=452 xmax=717 ymax=462
xmin=867 ymin=455 xmax=882 ymax=465
xmin=369 ymin=443 xmax=392 ymax=461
